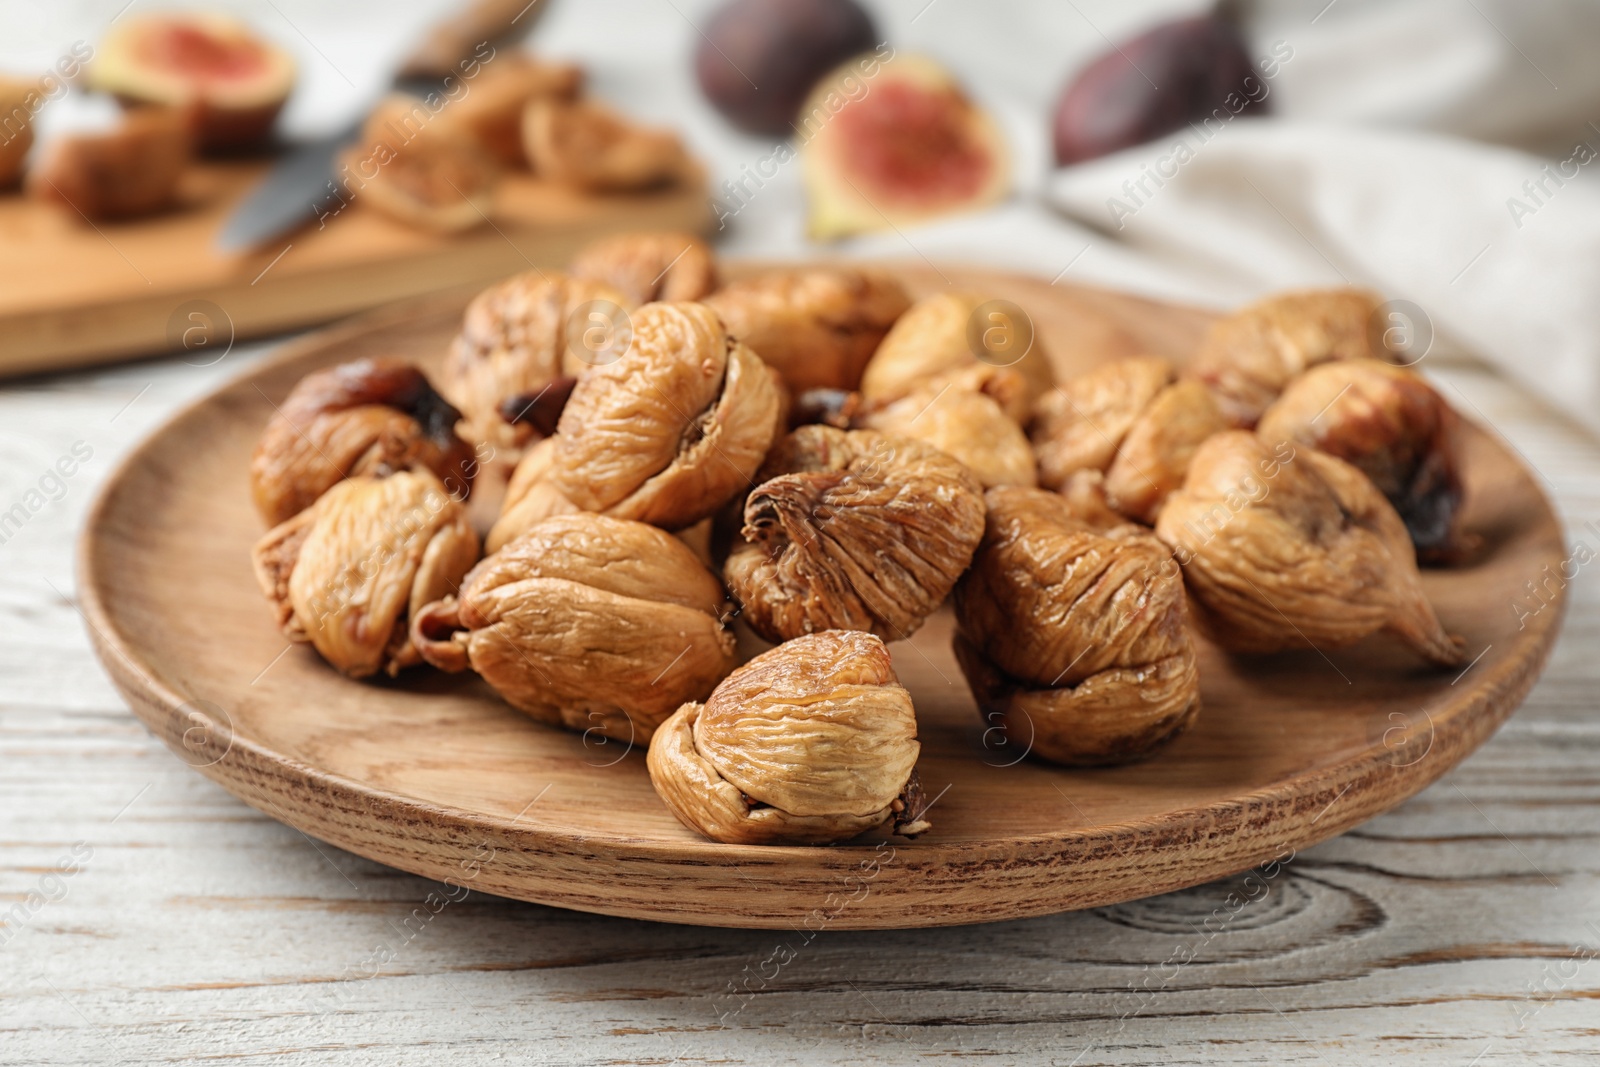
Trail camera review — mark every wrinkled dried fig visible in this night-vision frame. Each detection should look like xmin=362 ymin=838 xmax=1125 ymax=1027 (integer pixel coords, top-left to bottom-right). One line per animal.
xmin=1155 ymin=431 xmax=1464 ymax=665
xmin=344 ymin=95 xmax=498 ymax=233
xmin=29 ymin=107 xmax=191 ymax=220
xmin=252 ymin=470 xmax=479 ymax=679
xmin=523 ymin=97 xmax=692 ymax=191
xmin=485 ymin=437 xmax=579 ymax=551
xmin=724 ymin=425 xmax=985 ymax=642
xmin=859 ymin=386 xmax=1036 ymax=488
xmin=568 ymin=230 xmax=718 ymax=306
xmin=412 ymin=514 xmax=736 ymax=744
xmin=88 ymin=12 xmax=295 ymax=153
xmin=1257 ymin=360 xmax=1470 ymax=563
xmin=442 ymin=271 xmax=632 ymax=451
xmin=953 ymin=486 xmax=1200 ymax=766
xmin=550 ymin=301 xmax=782 ymax=529
xmin=647 ymin=630 xmax=929 ymax=845
xmin=704 ymin=267 xmax=910 ymax=393
xmin=0 ymin=78 xmax=36 ymax=187
xmin=1187 ymin=288 xmax=1386 ymax=428
xmin=443 ymin=54 xmax=581 ymax=166
xmin=251 ymin=358 xmax=476 ymax=526
xmin=859 ymin=292 xmax=1054 ymax=425
xmin=1032 ymin=356 xmax=1228 ymax=524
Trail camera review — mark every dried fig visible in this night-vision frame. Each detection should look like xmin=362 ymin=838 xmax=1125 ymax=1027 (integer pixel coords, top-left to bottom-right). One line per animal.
xmin=251 ymin=470 xmax=479 ymax=679
xmin=1032 ymin=356 xmax=1228 ymax=524
xmin=443 ymin=54 xmax=581 ymax=166
xmin=485 ymin=437 xmax=579 ymax=552
xmin=251 ymin=357 xmax=476 ymax=527
xmin=88 ymin=12 xmax=295 ymax=153
xmin=703 ymin=267 xmax=910 ymax=393
xmin=694 ymin=0 xmax=879 ymax=136
xmin=953 ymin=486 xmax=1200 ymax=766
xmin=1258 ymin=360 xmax=1471 ymax=562
xmin=724 ymin=425 xmax=985 ymax=642
xmin=1155 ymin=431 xmax=1464 ymax=665
xmin=442 ymin=271 xmax=632 ymax=451
xmin=859 ymin=386 xmax=1036 ymax=488
xmin=343 ymin=95 xmax=497 ymax=234
xmin=801 ymin=54 xmax=1009 ymax=240
xmin=647 ymin=630 xmax=929 ymax=845
xmin=1053 ymin=13 xmax=1260 ymax=166
xmin=522 ymin=97 xmax=692 ymax=191
xmin=412 ymin=514 xmax=736 ymax=744
xmin=568 ymin=230 xmax=718 ymax=306
xmin=0 ymin=78 xmax=36 ymax=187
xmin=1187 ymin=288 xmax=1386 ymax=428
xmin=550 ymin=301 xmax=782 ymax=529
xmin=859 ymin=292 xmax=1054 ymax=425
xmin=29 ymin=107 xmax=191 ymax=220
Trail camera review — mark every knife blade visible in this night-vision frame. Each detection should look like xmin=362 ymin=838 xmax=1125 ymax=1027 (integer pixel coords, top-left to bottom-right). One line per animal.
xmin=216 ymin=0 xmax=551 ymax=254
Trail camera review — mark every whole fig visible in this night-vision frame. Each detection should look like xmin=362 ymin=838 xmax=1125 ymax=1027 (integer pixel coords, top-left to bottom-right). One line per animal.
xmin=695 ymin=0 xmax=878 ymax=135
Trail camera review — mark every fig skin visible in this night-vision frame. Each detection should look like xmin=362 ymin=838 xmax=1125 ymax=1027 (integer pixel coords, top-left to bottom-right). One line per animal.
xmin=801 ymin=54 xmax=1010 ymax=240
xmin=859 ymin=386 xmax=1037 ymax=489
xmin=29 ymin=107 xmax=192 ymax=221
xmin=523 ymin=98 xmax=692 ymax=191
xmin=953 ymin=486 xmax=1201 ymax=766
xmin=568 ymin=231 xmax=718 ymax=306
xmin=250 ymin=357 xmax=477 ymax=527
xmin=251 ymin=470 xmax=480 ymax=680
xmin=0 ymin=78 xmax=36 ymax=187
xmin=551 ymin=301 xmax=783 ymax=530
xmin=1053 ymin=13 xmax=1260 ymax=166
xmin=1187 ymin=288 xmax=1387 ymax=428
xmin=411 ymin=513 xmax=736 ymax=745
xmin=440 ymin=54 xmax=582 ymax=166
xmin=704 ymin=267 xmax=910 ymax=394
xmin=442 ymin=271 xmax=633 ymax=454
xmin=724 ymin=425 xmax=986 ymax=643
xmin=859 ymin=292 xmax=1054 ymax=426
xmin=1257 ymin=360 xmax=1472 ymax=563
xmin=647 ymin=630 xmax=929 ymax=846
xmin=695 ymin=0 xmax=879 ymax=136
xmin=1155 ymin=431 xmax=1464 ymax=666
xmin=88 ymin=12 xmax=295 ymax=154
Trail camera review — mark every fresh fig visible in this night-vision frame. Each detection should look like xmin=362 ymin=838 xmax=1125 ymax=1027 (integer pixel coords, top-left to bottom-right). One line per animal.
xmin=1053 ymin=14 xmax=1261 ymax=166
xmin=28 ymin=107 xmax=192 ymax=220
xmin=800 ymin=54 xmax=1009 ymax=240
xmin=695 ymin=0 xmax=878 ymax=136
xmin=87 ymin=12 xmax=295 ymax=154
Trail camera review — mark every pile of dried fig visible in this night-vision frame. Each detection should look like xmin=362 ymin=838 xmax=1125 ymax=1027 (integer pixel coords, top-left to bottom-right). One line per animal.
xmin=244 ymin=241 xmax=1478 ymax=849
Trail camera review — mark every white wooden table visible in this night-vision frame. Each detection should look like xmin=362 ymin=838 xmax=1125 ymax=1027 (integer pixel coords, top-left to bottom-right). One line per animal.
xmin=1 ymin=335 xmax=1597 ymax=1066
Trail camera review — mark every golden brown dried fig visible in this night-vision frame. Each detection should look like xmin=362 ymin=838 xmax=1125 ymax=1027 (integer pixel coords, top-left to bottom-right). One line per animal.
xmin=1257 ymin=360 xmax=1470 ymax=563
xmin=703 ymin=268 xmax=911 ymax=393
xmin=252 ymin=470 xmax=479 ymax=679
xmin=442 ymin=271 xmax=632 ymax=451
xmin=859 ymin=292 xmax=1054 ymax=425
xmin=0 ymin=78 xmax=36 ymax=187
xmin=647 ymin=630 xmax=930 ymax=845
xmin=443 ymin=54 xmax=582 ymax=166
xmin=522 ymin=97 xmax=692 ymax=191
xmin=250 ymin=358 xmax=476 ymax=527
xmin=29 ymin=107 xmax=191 ymax=220
xmin=343 ymin=95 xmax=498 ymax=234
xmin=724 ymin=426 xmax=985 ymax=642
xmin=1033 ymin=357 xmax=1228 ymax=524
xmin=568 ymin=230 xmax=718 ymax=306
xmin=412 ymin=513 xmax=736 ymax=744
xmin=859 ymin=386 xmax=1036 ymax=488
xmin=485 ymin=437 xmax=579 ymax=551
xmin=1187 ymin=288 xmax=1385 ymax=427
xmin=1155 ymin=431 xmax=1464 ymax=665
xmin=550 ymin=301 xmax=782 ymax=529
xmin=953 ymin=486 xmax=1200 ymax=766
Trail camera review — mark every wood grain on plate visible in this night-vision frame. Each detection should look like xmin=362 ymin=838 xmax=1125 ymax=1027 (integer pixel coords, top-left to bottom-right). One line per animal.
xmin=0 ymin=159 xmax=708 ymax=377
xmin=75 ymin=264 xmax=1566 ymax=930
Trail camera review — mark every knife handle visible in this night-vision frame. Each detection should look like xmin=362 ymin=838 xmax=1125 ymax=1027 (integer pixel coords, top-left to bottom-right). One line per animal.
xmin=398 ymin=0 xmax=552 ymax=80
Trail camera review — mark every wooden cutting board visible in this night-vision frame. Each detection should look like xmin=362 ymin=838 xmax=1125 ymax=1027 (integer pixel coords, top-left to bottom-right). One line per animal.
xmin=0 ymin=159 xmax=709 ymax=377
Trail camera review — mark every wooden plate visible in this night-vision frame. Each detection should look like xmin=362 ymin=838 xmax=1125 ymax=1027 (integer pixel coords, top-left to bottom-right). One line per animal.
xmin=78 ymin=264 xmax=1567 ymax=930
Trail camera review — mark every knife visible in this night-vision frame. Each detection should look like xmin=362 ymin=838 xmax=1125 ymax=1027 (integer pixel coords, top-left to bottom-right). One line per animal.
xmin=216 ymin=0 xmax=551 ymax=254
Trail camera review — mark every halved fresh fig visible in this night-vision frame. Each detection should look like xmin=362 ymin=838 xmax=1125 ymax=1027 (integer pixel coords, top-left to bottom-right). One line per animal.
xmin=343 ymin=95 xmax=497 ymax=234
xmin=28 ymin=107 xmax=192 ymax=220
xmin=800 ymin=54 xmax=1009 ymax=240
xmin=0 ymin=78 xmax=33 ymax=187
xmin=88 ymin=12 xmax=295 ymax=154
